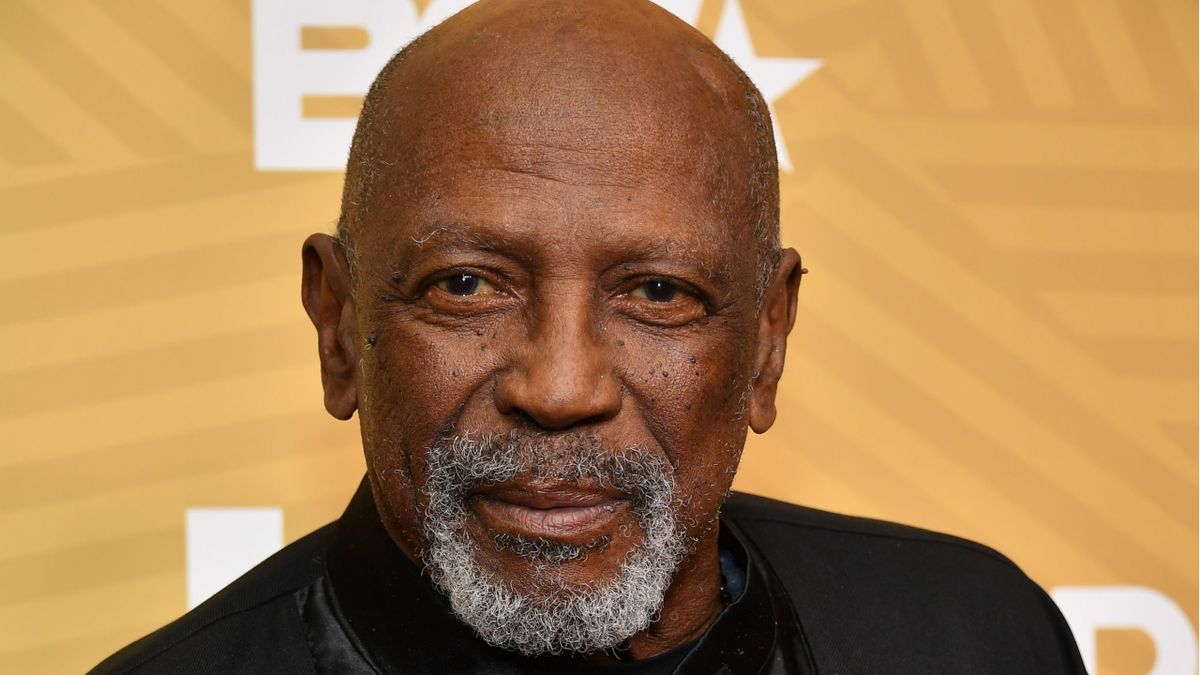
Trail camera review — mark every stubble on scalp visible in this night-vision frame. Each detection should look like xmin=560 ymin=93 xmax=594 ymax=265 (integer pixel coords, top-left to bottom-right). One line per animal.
xmin=416 ymin=430 xmax=692 ymax=655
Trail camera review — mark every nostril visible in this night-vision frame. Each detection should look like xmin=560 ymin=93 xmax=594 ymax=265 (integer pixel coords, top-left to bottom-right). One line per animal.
xmin=505 ymin=408 xmax=615 ymax=432
xmin=494 ymin=371 xmax=623 ymax=431
xmin=506 ymin=409 xmax=540 ymax=429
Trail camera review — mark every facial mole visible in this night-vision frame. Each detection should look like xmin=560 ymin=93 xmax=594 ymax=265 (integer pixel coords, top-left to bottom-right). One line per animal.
xmin=452 ymin=370 xmax=460 ymax=378
xmin=616 ymin=339 xmax=625 ymax=347
xmin=475 ymin=328 xmax=485 ymax=336
xmin=689 ymin=355 xmax=697 ymax=364
xmin=365 ymin=332 xmax=378 ymax=349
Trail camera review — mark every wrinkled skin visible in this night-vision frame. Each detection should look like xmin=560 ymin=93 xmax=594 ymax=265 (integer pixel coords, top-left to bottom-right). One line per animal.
xmin=300 ymin=0 xmax=803 ymax=662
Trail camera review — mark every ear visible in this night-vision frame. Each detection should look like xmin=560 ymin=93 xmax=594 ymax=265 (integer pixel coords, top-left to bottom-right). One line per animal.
xmin=748 ymin=248 xmax=804 ymax=434
xmin=301 ymin=233 xmax=359 ymax=420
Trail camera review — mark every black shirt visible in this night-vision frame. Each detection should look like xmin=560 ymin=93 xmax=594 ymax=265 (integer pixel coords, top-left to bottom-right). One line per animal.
xmin=92 ymin=479 xmax=1085 ymax=674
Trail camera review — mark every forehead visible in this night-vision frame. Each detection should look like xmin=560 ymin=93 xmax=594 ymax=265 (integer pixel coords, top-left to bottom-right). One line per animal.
xmin=367 ymin=157 xmax=741 ymax=288
xmin=365 ymin=15 xmax=758 ymax=217
xmin=375 ymin=109 xmax=753 ymax=262
xmin=383 ymin=59 xmax=753 ymax=207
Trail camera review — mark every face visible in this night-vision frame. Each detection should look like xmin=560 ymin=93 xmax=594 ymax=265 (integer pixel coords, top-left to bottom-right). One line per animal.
xmin=356 ymin=117 xmax=760 ymax=583
xmin=300 ymin=2 xmax=802 ymax=655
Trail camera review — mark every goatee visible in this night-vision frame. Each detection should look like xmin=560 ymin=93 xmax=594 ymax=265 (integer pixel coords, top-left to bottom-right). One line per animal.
xmin=417 ymin=430 xmax=690 ymax=656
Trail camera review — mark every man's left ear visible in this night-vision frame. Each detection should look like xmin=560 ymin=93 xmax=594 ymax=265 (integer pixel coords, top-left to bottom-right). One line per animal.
xmin=748 ymin=248 xmax=804 ymax=434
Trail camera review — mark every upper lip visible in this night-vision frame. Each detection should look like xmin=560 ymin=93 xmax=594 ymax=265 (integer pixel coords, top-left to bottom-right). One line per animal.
xmin=473 ymin=482 xmax=626 ymax=510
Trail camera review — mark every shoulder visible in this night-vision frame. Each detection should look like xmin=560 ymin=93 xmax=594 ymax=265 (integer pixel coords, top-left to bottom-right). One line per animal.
xmin=724 ymin=491 xmax=1014 ymax=566
xmin=723 ymin=490 xmax=1034 ymax=596
xmin=88 ymin=524 xmax=335 ymax=675
xmin=724 ymin=492 xmax=1085 ymax=673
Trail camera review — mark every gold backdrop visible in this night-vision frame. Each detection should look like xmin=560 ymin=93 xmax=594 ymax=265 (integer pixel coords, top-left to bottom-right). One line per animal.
xmin=0 ymin=1 xmax=1194 ymax=673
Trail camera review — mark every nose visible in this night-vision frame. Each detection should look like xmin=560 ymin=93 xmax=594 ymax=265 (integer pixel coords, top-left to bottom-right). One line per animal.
xmin=494 ymin=298 xmax=622 ymax=430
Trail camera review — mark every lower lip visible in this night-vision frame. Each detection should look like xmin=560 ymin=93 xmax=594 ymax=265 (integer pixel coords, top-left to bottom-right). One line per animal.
xmin=472 ymin=496 xmax=627 ymax=537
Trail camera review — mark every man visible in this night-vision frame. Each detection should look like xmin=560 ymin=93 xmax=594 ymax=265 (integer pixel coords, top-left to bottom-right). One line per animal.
xmin=93 ymin=0 xmax=1085 ymax=672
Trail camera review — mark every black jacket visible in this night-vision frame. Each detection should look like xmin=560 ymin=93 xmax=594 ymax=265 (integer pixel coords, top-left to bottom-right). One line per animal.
xmin=92 ymin=480 xmax=1085 ymax=674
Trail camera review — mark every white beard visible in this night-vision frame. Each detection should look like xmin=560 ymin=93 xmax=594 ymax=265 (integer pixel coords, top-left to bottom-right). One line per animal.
xmin=418 ymin=432 xmax=690 ymax=655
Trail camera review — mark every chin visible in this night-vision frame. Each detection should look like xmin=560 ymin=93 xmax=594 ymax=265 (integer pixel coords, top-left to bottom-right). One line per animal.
xmin=425 ymin=514 xmax=687 ymax=656
xmin=474 ymin=528 xmax=638 ymax=594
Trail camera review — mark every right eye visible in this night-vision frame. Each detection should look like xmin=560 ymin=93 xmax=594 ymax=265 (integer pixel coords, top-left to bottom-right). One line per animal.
xmin=434 ymin=272 xmax=498 ymax=296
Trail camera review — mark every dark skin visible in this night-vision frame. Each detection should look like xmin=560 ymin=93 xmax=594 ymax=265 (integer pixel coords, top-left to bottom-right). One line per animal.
xmin=301 ymin=0 xmax=802 ymax=662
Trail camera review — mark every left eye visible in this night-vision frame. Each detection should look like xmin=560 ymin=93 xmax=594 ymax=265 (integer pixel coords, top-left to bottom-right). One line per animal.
xmin=436 ymin=273 xmax=496 ymax=296
xmin=630 ymin=280 xmax=680 ymax=303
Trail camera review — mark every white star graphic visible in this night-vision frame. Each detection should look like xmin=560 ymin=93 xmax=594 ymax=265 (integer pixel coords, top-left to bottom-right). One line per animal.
xmin=650 ymin=0 xmax=703 ymax=25
xmin=713 ymin=0 xmax=821 ymax=172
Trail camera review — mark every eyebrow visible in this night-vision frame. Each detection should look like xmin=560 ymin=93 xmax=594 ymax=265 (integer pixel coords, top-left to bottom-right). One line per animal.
xmin=407 ymin=221 xmax=490 ymax=247
xmin=386 ymin=220 xmax=525 ymax=281
xmin=398 ymin=220 xmax=523 ymax=263
xmin=393 ymin=219 xmax=735 ymax=285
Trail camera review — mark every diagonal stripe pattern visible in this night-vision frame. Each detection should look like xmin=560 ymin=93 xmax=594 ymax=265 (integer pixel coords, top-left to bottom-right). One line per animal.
xmin=0 ymin=1 xmax=1193 ymax=673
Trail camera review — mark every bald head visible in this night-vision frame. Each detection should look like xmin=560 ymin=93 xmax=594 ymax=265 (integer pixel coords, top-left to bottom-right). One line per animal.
xmin=337 ymin=0 xmax=780 ymax=295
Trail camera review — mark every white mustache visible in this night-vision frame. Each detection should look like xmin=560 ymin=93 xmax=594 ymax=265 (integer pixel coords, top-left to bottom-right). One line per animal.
xmin=421 ymin=429 xmax=670 ymax=500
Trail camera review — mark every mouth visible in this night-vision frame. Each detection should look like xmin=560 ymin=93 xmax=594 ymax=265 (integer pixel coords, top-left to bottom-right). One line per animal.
xmin=469 ymin=482 xmax=630 ymax=540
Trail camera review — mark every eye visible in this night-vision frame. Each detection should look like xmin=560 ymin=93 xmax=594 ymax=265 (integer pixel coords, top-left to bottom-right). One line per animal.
xmin=435 ymin=272 xmax=497 ymax=296
xmin=621 ymin=278 xmax=707 ymax=326
xmin=630 ymin=279 xmax=680 ymax=303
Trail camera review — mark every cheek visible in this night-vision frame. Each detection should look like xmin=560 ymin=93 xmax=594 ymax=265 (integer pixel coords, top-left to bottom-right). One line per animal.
xmin=615 ymin=319 xmax=755 ymax=513
xmin=358 ymin=320 xmax=502 ymax=479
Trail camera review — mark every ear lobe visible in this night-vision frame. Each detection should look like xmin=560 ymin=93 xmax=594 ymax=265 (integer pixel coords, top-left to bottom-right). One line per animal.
xmin=748 ymin=394 xmax=778 ymax=435
xmin=747 ymin=249 xmax=804 ymax=434
xmin=301 ymin=233 xmax=359 ymax=421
